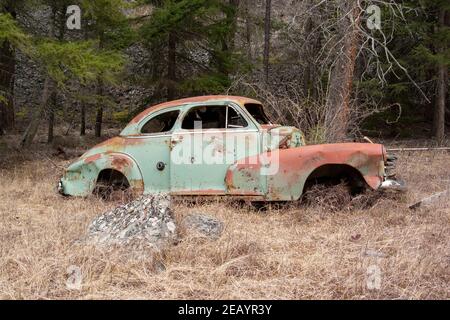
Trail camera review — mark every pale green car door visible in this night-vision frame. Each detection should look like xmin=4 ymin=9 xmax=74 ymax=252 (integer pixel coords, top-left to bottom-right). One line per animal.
xmin=127 ymin=107 xmax=181 ymax=194
xmin=169 ymin=102 xmax=261 ymax=195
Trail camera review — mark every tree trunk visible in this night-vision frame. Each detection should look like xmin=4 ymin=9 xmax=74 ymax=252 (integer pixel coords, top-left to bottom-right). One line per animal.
xmin=47 ymin=91 xmax=56 ymax=143
xmin=80 ymin=102 xmax=86 ymax=136
xmin=167 ymin=31 xmax=177 ymax=100
xmin=46 ymin=2 xmax=66 ymax=143
xmin=227 ymin=0 xmax=239 ymax=52
xmin=263 ymin=0 xmax=272 ymax=84
xmin=0 ymin=5 xmax=17 ymax=134
xmin=245 ymin=1 xmax=252 ymax=61
xmin=434 ymin=66 xmax=447 ymax=144
xmin=20 ymin=78 xmax=51 ymax=148
xmin=94 ymin=80 xmax=103 ymax=138
xmin=324 ymin=2 xmax=362 ymax=142
xmin=433 ymin=8 xmax=449 ymax=145
xmin=303 ymin=5 xmax=314 ymax=98
xmin=0 ymin=40 xmax=16 ymax=134
xmin=95 ymin=105 xmax=103 ymax=137
xmin=218 ymin=0 xmax=239 ymax=76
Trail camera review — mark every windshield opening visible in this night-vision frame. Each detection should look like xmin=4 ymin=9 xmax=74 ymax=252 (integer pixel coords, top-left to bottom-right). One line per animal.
xmin=244 ymin=103 xmax=271 ymax=125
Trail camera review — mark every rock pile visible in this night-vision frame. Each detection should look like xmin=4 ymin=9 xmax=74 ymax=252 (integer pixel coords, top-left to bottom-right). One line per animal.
xmin=86 ymin=194 xmax=177 ymax=250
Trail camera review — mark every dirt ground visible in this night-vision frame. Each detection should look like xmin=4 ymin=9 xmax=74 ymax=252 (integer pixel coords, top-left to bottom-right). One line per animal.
xmin=0 ymin=133 xmax=449 ymax=299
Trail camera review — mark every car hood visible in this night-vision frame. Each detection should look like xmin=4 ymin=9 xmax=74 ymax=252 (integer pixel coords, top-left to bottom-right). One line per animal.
xmin=264 ymin=125 xmax=305 ymax=149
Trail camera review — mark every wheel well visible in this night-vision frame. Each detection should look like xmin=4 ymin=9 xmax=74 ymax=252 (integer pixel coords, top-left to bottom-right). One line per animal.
xmin=96 ymin=169 xmax=130 ymax=189
xmin=303 ymin=164 xmax=367 ymax=194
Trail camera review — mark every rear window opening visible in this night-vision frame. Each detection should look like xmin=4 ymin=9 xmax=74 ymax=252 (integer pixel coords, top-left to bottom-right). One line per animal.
xmin=244 ymin=103 xmax=271 ymax=125
xmin=141 ymin=110 xmax=180 ymax=134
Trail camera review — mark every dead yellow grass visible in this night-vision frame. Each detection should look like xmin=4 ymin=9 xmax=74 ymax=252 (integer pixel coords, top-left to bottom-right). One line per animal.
xmin=0 ymin=145 xmax=449 ymax=299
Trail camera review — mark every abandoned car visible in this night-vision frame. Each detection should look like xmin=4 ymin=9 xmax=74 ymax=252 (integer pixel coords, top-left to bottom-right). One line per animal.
xmin=58 ymin=95 xmax=404 ymax=200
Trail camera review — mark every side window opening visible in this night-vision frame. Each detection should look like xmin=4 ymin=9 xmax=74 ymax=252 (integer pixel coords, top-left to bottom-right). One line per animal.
xmin=181 ymin=105 xmax=248 ymax=130
xmin=244 ymin=103 xmax=271 ymax=125
xmin=141 ymin=110 xmax=180 ymax=134
xmin=182 ymin=105 xmax=226 ymax=129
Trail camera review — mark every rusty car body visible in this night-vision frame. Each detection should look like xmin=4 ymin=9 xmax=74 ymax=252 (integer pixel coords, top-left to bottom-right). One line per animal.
xmin=58 ymin=95 xmax=404 ymax=200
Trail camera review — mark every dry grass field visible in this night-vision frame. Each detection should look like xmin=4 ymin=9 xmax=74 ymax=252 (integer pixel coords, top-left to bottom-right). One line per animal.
xmin=0 ymin=135 xmax=449 ymax=299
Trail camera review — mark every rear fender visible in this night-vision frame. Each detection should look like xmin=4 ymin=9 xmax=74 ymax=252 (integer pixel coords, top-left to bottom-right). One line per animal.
xmin=62 ymin=152 xmax=144 ymax=196
xmin=88 ymin=152 xmax=144 ymax=192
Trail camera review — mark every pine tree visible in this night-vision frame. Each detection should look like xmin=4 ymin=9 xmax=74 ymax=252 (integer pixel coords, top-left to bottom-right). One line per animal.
xmin=81 ymin=0 xmax=134 ymax=137
xmin=139 ymin=0 xmax=242 ymax=101
xmin=370 ymin=0 xmax=450 ymax=141
xmin=0 ymin=1 xmax=30 ymax=133
xmin=20 ymin=38 xmax=125 ymax=147
xmin=42 ymin=0 xmax=74 ymax=143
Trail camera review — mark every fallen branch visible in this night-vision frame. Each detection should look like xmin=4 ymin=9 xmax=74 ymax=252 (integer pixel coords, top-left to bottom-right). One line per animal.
xmin=387 ymin=147 xmax=450 ymax=152
xmin=409 ymin=189 xmax=450 ymax=210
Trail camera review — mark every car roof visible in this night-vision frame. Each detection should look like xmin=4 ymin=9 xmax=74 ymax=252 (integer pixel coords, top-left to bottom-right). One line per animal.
xmin=129 ymin=95 xmax=262 ymax=124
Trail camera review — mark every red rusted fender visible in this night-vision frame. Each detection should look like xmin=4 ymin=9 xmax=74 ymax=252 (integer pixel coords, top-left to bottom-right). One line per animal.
xmin=226 ymin=143 xmax=385 ymax=201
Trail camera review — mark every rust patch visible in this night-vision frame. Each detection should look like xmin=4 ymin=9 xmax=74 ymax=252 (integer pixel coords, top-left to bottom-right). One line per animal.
xmin=364 ymin=176 xmax=382 ymax=189
xmin=278 ymin=135 xmax=291 ymax=149
xmin=121 ymin=137 xmax=148 ymax=146
xmin=171 ymin=189 xmax=226 ymax=196
xmin=225 ymin=169 xmax=235 ymax=190
xmin=111 ymin=157 xmax=132 ymax=171
xmin=261 ymin=124 xmax=281 ymax=130
xmin=84 ymin=153 xmax=101 ymax=163
xmin=92 ymin=136 xmax=124 ymax=149
xmin=129 ymin=179 xmax=144 ymax=194
xmin=91 ymin=136 xmax=147 ymax=152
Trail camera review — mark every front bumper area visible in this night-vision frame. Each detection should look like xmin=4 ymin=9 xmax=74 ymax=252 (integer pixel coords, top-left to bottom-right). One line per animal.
xmin=57 ymin=179 xmax=65 ymax=195
xmin=380 ymin=178 xmax=407 ymax=191
xmin=380 ymin=152 xmax=407 ymax=191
